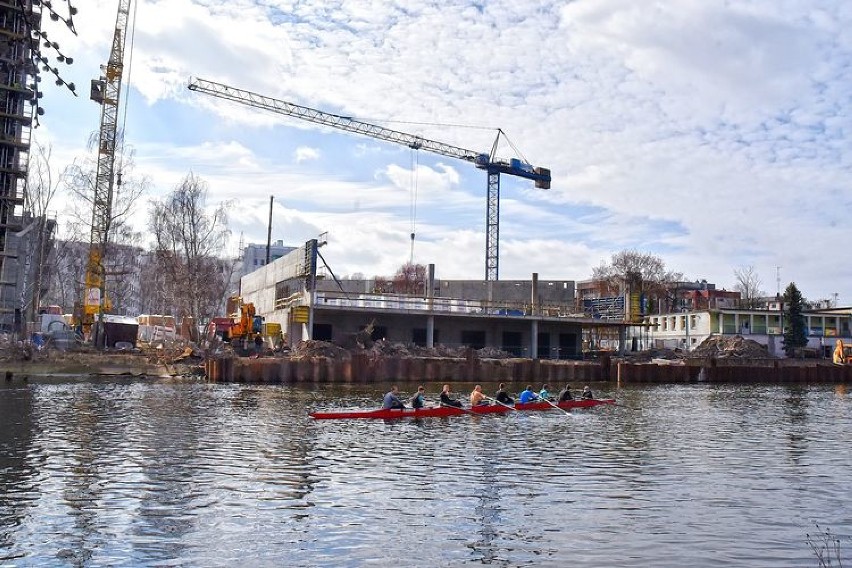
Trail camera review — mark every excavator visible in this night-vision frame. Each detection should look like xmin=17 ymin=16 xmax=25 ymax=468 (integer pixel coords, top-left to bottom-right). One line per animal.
xmin=221 ymin=296 xmax=285 ymax=354
xmin=226 ymin=296 xmax=261 ymax=353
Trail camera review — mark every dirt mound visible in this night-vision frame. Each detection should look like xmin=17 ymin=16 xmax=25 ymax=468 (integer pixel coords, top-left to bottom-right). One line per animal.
xmin=291 ymin=340 xmax=352 ymax=359
xmin=622 ymin=347 xmax=685 ymax=363
xmin=365 ymin=340 xmax=513 ymax=359
xmin=688 ymin=335 xmax=774 ymax=359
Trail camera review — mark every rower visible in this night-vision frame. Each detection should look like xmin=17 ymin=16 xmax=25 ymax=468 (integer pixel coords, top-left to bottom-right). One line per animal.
xmin=470 ymin=385 xmax=488 ymax=406
xmin=382 ymin=385 xmax=406 ymax=410
xmin=439 ymin=384 xmax=463 ymax=408
xmin=518 ymin=385 xmax=539 ymax=403
xmin=409 ymin=385 xmax=426 ymax=409
xmin=494 ymin=383 xmax=514 ymax=404
xmin=581 ymin=385 xmax=593 ymax=400
xmin=557 ymin=384 xmax=574 ymax=402
xmin=539 ymin=383 xmax=553 ymax=401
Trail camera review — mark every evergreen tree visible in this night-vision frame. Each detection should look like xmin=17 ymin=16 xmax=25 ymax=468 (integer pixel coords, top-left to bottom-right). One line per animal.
xmin=782 ymin=282 xmax=808 ymax=357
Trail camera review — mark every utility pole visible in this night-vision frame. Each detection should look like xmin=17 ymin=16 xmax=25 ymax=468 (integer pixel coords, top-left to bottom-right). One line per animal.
xmin=776 ymin=266 xmax=781 ymax=296
xmin=266 ymin=195 xmax=273 ymax=264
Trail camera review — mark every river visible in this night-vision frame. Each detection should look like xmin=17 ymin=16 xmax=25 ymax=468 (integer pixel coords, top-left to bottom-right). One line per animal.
xmin=1 ymin=377 xmax=849 ymax=567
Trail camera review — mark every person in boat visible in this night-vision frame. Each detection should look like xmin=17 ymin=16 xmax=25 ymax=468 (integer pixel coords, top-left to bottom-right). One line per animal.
xmin=440 ymin=384 xmax=463 ymax=408
xmin=558 ymin=384 xmax=574 ymax=402
xmin=581 ymin=385 xmax=593 ymax=400
xmin=539 ymin=384 xmax=553 ymax=401
xmin=409 ymin=385 xmax=426 ymax=409
xmin=382 ymin=385 xmax=406 ymax=410
xmin=519 ymin=385 xmax=539 ymax=403
xmin=470 ymin=385 xmax=488 ymax=406
xmin=494 ymin=383 xmax=514 ymax=405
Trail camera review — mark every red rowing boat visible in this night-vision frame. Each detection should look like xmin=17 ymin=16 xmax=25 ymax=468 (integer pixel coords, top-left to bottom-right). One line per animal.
xmin=309 ymin=398 xmax=615 ymax=420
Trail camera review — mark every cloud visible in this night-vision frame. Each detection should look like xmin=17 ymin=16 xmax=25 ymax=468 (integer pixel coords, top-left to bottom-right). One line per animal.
xmin=34 ymin=0 xmax=852 ymax=305
xmin=294 ymin=146 xmax=320 ymax=163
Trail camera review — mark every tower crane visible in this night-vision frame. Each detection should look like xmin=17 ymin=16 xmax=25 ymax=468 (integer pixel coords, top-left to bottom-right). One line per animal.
xmin=82 ymin=0 xmax=132 ymax=342
xmin=187 ymin=78 xmax=551 ymax=281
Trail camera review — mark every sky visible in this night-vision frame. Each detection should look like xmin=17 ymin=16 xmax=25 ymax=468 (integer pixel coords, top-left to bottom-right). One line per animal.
xmin=34 ymin=0 xmax=852 ymax=306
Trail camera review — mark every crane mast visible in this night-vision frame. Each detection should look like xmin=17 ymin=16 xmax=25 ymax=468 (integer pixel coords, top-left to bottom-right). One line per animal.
xmin=187 ymin=78 xmax=550 ymax=280
xmin=83 ymin=0 xmax=131 ymax=337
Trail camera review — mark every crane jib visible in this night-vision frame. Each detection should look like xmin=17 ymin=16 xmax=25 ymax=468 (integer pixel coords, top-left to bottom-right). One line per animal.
xmin=187 ymin=77 xmax=552 ymax=278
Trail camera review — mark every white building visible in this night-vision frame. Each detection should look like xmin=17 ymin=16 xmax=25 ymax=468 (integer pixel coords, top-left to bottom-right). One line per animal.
xmin=240 ymin=240 xmax=296 ymax=277
xmin=642 ymin=308 xmax=852 ymax=357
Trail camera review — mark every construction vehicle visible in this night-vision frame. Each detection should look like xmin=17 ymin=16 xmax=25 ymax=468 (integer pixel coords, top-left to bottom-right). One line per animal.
xmin=80 ymin=0 xmax=132 ymax=344
xmin=224 ymin=296 xmax=264 ymax=354
xmin=187 ymin=78 xmax=551 ymax=281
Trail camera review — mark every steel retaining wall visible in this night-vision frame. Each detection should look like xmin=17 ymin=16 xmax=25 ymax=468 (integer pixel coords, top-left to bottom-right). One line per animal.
xmin=204 ymin=355 xmax=852 ymax=384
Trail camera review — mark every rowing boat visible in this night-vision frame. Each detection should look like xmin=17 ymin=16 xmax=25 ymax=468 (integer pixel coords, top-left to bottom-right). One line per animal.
xmin=309 ymin=398 xmax=615 ymax=420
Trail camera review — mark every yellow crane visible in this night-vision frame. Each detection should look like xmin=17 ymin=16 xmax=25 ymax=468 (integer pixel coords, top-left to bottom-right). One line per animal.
xmin=82 ymin=0 xmax=131 ymax=343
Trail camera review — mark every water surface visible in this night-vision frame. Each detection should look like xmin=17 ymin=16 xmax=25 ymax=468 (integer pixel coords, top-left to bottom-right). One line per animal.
xmin=1 ymin=378 xmax=849 ymax=566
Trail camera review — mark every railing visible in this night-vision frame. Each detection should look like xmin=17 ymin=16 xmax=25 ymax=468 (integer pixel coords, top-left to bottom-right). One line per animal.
xmin=277 ymin=291 xmax=584 ymax=319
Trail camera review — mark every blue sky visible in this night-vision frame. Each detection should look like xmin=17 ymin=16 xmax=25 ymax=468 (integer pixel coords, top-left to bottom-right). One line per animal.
xmin=37 ymin=0 xmax=852 ymax=305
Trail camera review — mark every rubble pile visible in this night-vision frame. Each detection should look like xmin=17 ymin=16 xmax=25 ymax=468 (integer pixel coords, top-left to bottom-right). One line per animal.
xmin=291 ymin=340 xmax=352 ymax=360
xmin=475 ymin=346 xmax=513 ymax=359
xmin=621 ymin=348 xmax=685 ymax=363
xmin=688 ymin=335 xmax=774 ymax=359
xmin=286 ymin=338 xmax=515 ymax=360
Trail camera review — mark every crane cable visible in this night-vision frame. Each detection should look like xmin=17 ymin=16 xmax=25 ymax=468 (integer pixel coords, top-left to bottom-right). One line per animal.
xmin=409 ymin=147 xmax=419 ymax=265
xmin=117 ymin=0 xmax=139 ymax=173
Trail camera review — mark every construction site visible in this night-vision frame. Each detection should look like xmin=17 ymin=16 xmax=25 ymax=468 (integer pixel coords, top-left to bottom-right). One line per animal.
xmin=2 ymin=1 xmax=851 ymax=389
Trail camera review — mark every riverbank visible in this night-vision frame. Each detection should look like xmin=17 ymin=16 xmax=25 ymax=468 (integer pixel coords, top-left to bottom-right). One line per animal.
xmin=4 ymin=340 xmax=850 ymax=385
xmin=0 ymin=348 xmax=202 ymax=380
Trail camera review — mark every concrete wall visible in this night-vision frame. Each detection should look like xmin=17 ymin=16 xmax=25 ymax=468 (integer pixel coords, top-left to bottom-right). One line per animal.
xmin=435 ymin=279 xmax=575 ymax=304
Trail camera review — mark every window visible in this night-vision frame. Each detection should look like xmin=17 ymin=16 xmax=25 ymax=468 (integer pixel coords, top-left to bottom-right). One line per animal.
xmin=412 ymin=328 xmax=440 ymax=346
xmin=461 ymin=330 xmax=486 ymax=350
xmin=502 ymin=331 xmax=523 ymax=357
xmin=313 ymin=323 xmax=332 ymax=341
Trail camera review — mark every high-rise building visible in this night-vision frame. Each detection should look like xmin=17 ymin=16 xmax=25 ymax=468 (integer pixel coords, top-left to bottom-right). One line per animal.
xmin=0 ymin=1 xmax=37 ymax=331
xmin=240 ymin=240 xmax=296 ymax=278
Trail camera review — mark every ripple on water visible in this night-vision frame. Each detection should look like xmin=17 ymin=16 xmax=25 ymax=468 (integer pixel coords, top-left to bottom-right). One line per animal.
xmin=0 ymin=380 xmax=849 ymax=566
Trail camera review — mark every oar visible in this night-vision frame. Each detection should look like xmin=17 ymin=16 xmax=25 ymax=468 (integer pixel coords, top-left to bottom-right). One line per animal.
xmin=539 ymin=395 xmax=572 ymax=416
xmin=484 ymin=395 xmax=517 ymax=412
xmin=440 ymin=401 xmax=474 ymax=415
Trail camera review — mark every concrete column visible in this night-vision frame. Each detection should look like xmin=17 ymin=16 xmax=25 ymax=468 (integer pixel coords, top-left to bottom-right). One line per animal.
xmin=531 ymin=272 xmax=539 ymax=316
xmin=619 ymin=326 xmax=627 ymax=355
xmin=305 ymin=291 xmax=313 ymax=340
xmin=427 ymin=264 xmax=435 ymax=348
xmin=531 ymin=319 xmax=538 ymax=360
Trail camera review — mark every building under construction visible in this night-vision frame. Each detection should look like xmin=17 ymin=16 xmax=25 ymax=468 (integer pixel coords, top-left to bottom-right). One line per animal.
xmin=239 ymin=240 xmax=630 ymax=359
xmin=0 ymin=0 xmax=37 ymax=331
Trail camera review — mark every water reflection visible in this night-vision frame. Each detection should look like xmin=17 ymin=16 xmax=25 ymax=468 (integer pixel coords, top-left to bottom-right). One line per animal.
xmin=0 ymin=382 xmax=37 ymax=563
xmin=0 ymin=379 xmax=850 ymax=566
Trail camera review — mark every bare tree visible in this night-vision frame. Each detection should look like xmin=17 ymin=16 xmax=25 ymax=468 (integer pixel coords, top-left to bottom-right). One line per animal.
xmin=733 ymin=266 xmax=764 ymax=309
xmin=592 ymin=250 xmax=683 ymax=306
xmin=148 ymin=173 xmax=232 ymax=327
xmin=374 ymin=262 xmax=427 ymax=295
xmin=20 ymin=142 xmax=59 ymax=321
xmin=60 ymin=133 xmax=148 ymax=315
